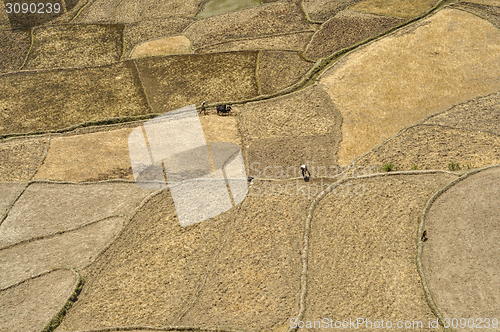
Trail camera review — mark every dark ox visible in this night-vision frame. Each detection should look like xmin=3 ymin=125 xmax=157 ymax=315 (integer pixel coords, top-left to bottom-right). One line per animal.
xmin=216 ymin=104 xmax=232 ymax=116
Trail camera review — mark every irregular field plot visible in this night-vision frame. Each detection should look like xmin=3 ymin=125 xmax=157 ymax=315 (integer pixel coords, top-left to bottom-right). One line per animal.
xmin=124 ymin=17 xmax=195 ymax=57
xmin=320 ymin=8 xmax=500 ymax=165
xmin=0 ymin=269 xmax=79 ymax=332
xmin=356 ymin=125 xmax=500 ymax=171
xmin=257 ymin=51 xmax=313 ymax=95
xmin=424 ymin=91 xmax=500 ymax=135
xmin=349 ymin=0 xmax=438 ymax=19
xmin=194 ymin=32 xmax=314 ymax=54
xmin=0 ymin=138 xmax=48 ymax=181
xmin=423 ymin=167 xmax=500 ymax=325
xmin=35 ymin=127 xmax=135 ymax=182
xmin=196 ymin=0 xmax=260 ymax=18
xmin=71 ymin=0 xmax=119 ymax=24
xmin=305 ymin=173 xmax=457 ymax=328
xmin=454 ymin=2 xmax=500 ymax=28
xmin=240 ymin=85 xmax=341 ymax=140
xmin=200 ymin=114 xmax=242 ymax=146
xmin=304 ymin=11 xmax=404 ymax=61
xmin=0 ymin=216 xmax=124 ymax=289
xmin=131 ymin=35 xmax=192 ymax=59
xmin=184 ymin=1 xmax=311 ymax=48
xmin=135 ymin=52 xmax=258 ymax=112
xmin=0 ymin=182 xmax=152 ymax=247
xmin=24 ymin=24 xmax=123 ymax=70
xmin=302 ymin=0 xmax=363 ymax=22
xmin=58 ymin=189 xmax=305 ymax=331
xmin=0 ymin=61 xmax=149 ymax=136
xmin=0 ymin=182 xmax=25 ymax=215
xmin=0 ymin=30 xmax=30 ymax=73
xmin=460 ymin=0 xmax=500 ymax=6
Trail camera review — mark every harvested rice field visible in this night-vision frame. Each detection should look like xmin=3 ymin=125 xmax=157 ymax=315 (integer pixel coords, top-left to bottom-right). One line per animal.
xmin=135 ymin=52 xmax=259 ymax=112
xmin=257 ymin=51 xmax=313 ymax=95
xmin=131 ymin=35 xmax=192 ymax=58
xmin=0 ymin=30 xmax=30 ymax=73
xmin=356 ymin=125 xmax=500 ymax=171
xmin=304 ymin=10 xmax=404 ymax=61
xmin=35 ymin=127 xmax=135 ymax=182
xmin=24 ymin=25 xmax=124 ymax=70
xmin=0 ymin=182 xmax=152 ymax=247
xmin=423 ymin=167 xmax=500 ymax=328
xmin=305 ymin=173 xmax=457 ymax=330
xmin=57 ymin=188 xmax=306 ymax=331
xmin=1 ymin=0 xmax=499 ymax=330
xmin=0 ymin=61 xmax=150 ymax=136
xmin=0 ymin=137 xmax=48 ymax=181
xmin=184 ymin=1 xmax=312 ymax=48
xmin=320 ymin=8 xmax=500 ymax=165
xmin=302 ymin=0 xmax=364 ymax=22
xmin=349 ymin=0 xmax=439 ymax=19
xmin=0 ymin=269 xmax=79 ymax=332
xmin=194 ymin=31 xmax=314 ymax=54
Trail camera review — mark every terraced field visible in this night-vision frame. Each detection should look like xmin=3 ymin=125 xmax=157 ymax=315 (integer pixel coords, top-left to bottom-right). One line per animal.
xmin=1 ymin=0 xmax=499 ymax=331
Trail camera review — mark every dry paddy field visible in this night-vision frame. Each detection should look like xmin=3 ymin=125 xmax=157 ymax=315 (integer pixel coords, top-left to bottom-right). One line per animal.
xmin=304 ymin=172 xmax=457 ymax=331
xmin=302 ymin=0 xmax=364 ymax=22
xmin=0 ymin=137 xmax=48 ymax=181
xmin=56 ymin=188 xmax=307 ymax=331
xmin=349 ymin=0 xmax=439 ymax=18
xmin=320 ymin=8 xmax=500 ymax=165
xmin=0 ymin=30 xmax=30 ymax=74
xmin=304 ymin=10 xmax=404 ymax=61
xmin=422 ymin=166 xmax=500 ymax=330
xmin=24 ymin=24 xmax=124 ymax=70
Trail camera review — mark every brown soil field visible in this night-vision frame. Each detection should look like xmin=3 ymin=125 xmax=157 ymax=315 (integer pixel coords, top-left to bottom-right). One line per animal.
xmin=454 ymin=2 xmax=500 ymax=28
xmin=349 ymin=0 xmax=439 ymax=19
xmin=239 ymin=85 xmax=341 ymax=140
xmin=194 ymin=31 xmax=314 ymax=54
xmin=460 ymin=0 xmax=500 ymax=6
xmin=320 ymin=8 xmax=500 ymax=165
xmin=424 ymin=91 xmax=500 ymax=135
xmin=57 ymin=186 xmax=306 ymax=331
xmin=0 ymin=182 xmax=25 ymax=215
xmin=184 ymin=1 xmax=312 ymax=48
xmin=74 ymin=0 xmax=202 ymax=24
xmin=0 ymin=216 xmax=124 ymax=289
xmin=304 ymin=172 xmax=457 ymax=330
xmin=200 ymin=113 xmax=242 ymax=146
xmin=258 ymin=51 xmax=313 ymax=95
xmin=24 ymin=24 xmax=123 ymax=70
xmin=131 ymin=35 xmax=192 ymax=59
xmin=0 ymin=61 xmax=150 ymax=136
xmin=35 ymin=128 xmax=135 ymax=182
xmin=356 ymin=125 xmax=500 ymax=171
xmin=0 ymin=30 xmax=30 ymax=74
xmin=135 ymin=52 xmax=258 ymax=112
xmin=124 ymin=17 xmax=195 ymax=58
xmin=304 ymin=10 xmax=404 ymax=61
xmin=0 ymin=269 xmax=79 ymax=331
xmin=0 ymin=182 xmax=152 ymax=247
xmin=0 ymin=2 xmax=9 ymax=29
xmin=0 ymin=137 xmax=48 ymax=181
xmin=422 ymin=167 xmax=500 ymax=327
xmin=302 ymin=0 xmax=364 ymax=22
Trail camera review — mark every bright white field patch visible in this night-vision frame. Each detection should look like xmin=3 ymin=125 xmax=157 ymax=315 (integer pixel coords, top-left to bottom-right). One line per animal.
xmin=320 ymin=8 xmax=500 ymax=165
xmin=0 ymin=182 xmax=152 ymax=247
xmin=0 ymin=216 xmax=124 ymax=289
xmin=0 ymin=269 xmax=79 ymax=332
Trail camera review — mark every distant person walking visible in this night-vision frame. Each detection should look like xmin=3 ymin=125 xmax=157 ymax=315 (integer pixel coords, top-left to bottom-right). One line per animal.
xmin=200 ymin=101 xmax=207 ymax=115
xmin=300 ymin=164 xmax=310 ymax=179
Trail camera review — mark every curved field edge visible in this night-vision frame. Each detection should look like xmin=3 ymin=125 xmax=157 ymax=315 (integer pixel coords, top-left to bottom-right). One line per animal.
xmin=0 ymin=0 xmax=451 ymax=141
xmin=286 ymin=169 xmax=459 ymax=332
xmin=416 ymin=164 xmax=500 ymax=332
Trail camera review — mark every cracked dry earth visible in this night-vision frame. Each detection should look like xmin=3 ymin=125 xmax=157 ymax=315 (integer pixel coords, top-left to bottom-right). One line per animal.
xmin=1 ymin=0 xmax=500 ymax=331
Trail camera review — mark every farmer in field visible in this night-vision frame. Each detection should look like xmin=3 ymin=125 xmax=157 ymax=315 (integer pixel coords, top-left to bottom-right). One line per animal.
xmin=300 ymin=164 xmax=310 ymax=179
xmin=200 ymin=101 xmax=207 ymax=115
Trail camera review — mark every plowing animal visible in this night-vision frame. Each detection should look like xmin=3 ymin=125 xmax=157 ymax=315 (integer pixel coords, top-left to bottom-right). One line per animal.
xmin=217 ymin=104 xmax=232 ymax=116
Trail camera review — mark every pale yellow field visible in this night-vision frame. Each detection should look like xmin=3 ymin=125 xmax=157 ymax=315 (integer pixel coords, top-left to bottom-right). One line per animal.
xmin=320 ymin=8 xmax=500 ymax=165
xmin=349 ymin=0 xmax=438 ymax=18
xmin=131 ymin=35 xmax=192 ymax=59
